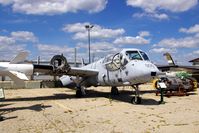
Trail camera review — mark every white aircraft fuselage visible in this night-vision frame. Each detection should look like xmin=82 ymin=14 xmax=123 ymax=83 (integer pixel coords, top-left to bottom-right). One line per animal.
xmin=60 ymin=48 xmax=159 ymax=87
xmin=0 ymin=52 xmax=33 ymax=83
xmin=0 ymin=62 xmax=33 ymax=76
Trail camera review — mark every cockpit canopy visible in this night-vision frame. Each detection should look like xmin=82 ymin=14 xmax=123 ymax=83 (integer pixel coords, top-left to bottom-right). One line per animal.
xmin=126 ymin=50 xmax=149 ymax=61
xmin=103 ymin=49 xmax=150 ymax=71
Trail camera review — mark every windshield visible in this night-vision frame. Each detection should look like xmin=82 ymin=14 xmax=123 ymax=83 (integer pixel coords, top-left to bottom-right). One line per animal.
xmin=126 ymin=51 xmax=142 ymax=60
xmin=139 ymin=51 xmax=149 ymax=60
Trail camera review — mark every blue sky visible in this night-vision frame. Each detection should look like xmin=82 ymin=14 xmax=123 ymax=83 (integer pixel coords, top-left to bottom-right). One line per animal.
xmin=0 ymin=0 xmax=199 ymax=65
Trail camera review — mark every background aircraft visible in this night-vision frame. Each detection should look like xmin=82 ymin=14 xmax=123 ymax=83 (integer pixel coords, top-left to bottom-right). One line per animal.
xmin=0 ymin=52 xmax=33 ymax=86
xmin=162 ymin=53 xmax=199 ymax=82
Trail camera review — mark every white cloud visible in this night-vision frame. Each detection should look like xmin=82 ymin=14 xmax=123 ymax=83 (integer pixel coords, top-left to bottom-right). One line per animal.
xmin=11 ymin=31 xmax=37 ymax=42
xmin=0 ymin=0 xmax=13 ymax=5
xmin=63 ymin=22 xmax=125 ymax=40
xmin=154 ymin=34 xmax=199 ymax=48
xmin=37 ymin=44 xmax=76 ymax=60
xmin=0 ymin=35 xmax=26 ymax=60
xmin=0 ymin=0 xmax=107 ymax=15
xmin=37 ymin=44 xmax=73 ymax=54
xmin=179 ymin=24 xmax=199 ymax=34
xmin=113 ymin=36 xmax=150 ymax=45
xmin=77 ymin=41 xmax=121 ymax=61
xmin=127 ymin=0 xmax=198 ymax=20
xmin=0 ymin=31 xmax=38 ymax=60
xmin=62 ymin=22 xmax=90 ymax=33
xmin=127 ymin=0 xmax=197 ymax=13
xmin=133 ymin=12 xmax=169 ymax=20
xmin=154 ymin=36 xmax=199 ymax=48
xmin=193 ymin=50 xmax=199 ymax=55
xmin=139 ymin=31 xmax=150 ymax=37
xmin=36 ymin=43 xmax=117 ymax=62
xmin=150 ymin=47 xmax=176 ymax=53
xmin=77 ymin=41 xmax=119 ymax=53
xmin=0 ymin=36 xmax=15 ymax=45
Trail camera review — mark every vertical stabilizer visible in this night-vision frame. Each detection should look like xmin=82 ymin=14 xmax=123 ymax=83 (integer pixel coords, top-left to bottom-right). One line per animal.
xmin=163 ymin=53 xmax=176 ymax=66
xmin=10 ymin=52 xmax=28 ymax=64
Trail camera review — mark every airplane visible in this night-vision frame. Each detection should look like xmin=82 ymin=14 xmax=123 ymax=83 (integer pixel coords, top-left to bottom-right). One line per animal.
xmin=0 ymin=52 xmax=34 ymax=86
xmin=161 ymin=53 xmax=199 ymax=82
xmin=34 ymin=48 xmax=160 ymax=104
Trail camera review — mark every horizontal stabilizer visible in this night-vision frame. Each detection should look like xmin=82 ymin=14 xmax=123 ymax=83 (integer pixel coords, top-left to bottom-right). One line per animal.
xmin=9 ymin=71 xmax=29 ymax=80
xmin=10 ymin=52 xmax=28 ymax=64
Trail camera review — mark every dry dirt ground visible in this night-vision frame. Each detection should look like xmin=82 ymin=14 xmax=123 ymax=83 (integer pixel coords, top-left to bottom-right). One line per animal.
xmin=0 ymin=84 xmax=199 ymax=133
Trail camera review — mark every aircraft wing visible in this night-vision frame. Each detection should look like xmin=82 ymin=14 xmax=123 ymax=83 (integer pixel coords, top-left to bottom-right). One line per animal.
xmin=66 ymin=67 xmax=99 ymax=77
xmin=157 ymin=65 xmax=199 ymax=72
xmin=157 ymin=52 xmax=199 ymax=72
xmin=33 ymin=64 xmax=98 ymax=77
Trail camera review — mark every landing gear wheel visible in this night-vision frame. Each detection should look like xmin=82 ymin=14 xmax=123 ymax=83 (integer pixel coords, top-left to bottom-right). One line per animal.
xmin=76 ymin=89 xmax=83 ymax=98
xmin=0 ymin=116 xmax=4 ymax=121
xmin=131 ymin=97 xmax=142 ymax=104
xmin=111 ymin=87 xmax=119 ymax=95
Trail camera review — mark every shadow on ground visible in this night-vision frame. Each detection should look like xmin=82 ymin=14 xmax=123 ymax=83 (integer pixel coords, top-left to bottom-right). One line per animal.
xmin=2 ymin=89 xmax=160 ymax=105
xmin=0 ymin=104 xmax=51 ymax=114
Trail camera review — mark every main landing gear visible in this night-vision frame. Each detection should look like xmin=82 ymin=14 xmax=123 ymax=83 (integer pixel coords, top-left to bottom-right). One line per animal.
xmin=131 ymin=85 xmax=142 ymax=104
xmin=111 ymin=86 xmax=119 ymax=95
xmin=75 ymin=85 xmax=86 ymax=98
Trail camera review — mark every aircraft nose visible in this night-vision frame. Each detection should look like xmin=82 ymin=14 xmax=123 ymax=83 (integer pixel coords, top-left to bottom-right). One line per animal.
xmin=139 ymin=62 xmax=159 ymax=81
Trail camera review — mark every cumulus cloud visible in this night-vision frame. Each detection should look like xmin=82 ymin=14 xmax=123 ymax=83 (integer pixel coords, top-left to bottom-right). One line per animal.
xmin=62 ymin=22 xmax=90 ymax=33
xmin=127 ymin=0 xmax=197 ymax=13
xmin=154 ymin=36 xmax=199 ymax=48
xmin=193 ymin=50 xmax=199 ymax=55
xmin=0 ymin=0 xmax=13 ymax=5
xmin=77 ymin=41 xmax=119 ymax=53
xmin=113 ymin=36 xmax=150 ymax=45
xmin=0 ymin=31 xmax=38 ymax=60
xmin=37 ymin=44 xmax=73 ymax=54
xmin=11 ymin=31 xmax=38 ymax=42
xmin=179 ymin=24 xmax=199 ymax=34
xmin=37 ymin=44 xmax=75 ymax=60
xmin=127 ymin=0 xmax=198 ymax=20
xmin=0 ymin=0 xmax=107 ymax=15
xmin=133 ymin=12 xmax=169 ymax=20
xmin=139 ymin=31 xmax=150 ymax=37
xmin=0 ymin=35 xmax=26 ymax=60
xmin=77 ymin=41 xmax=121 ymax=60
xmin=150 ymin=47 xmax=176 ymax=53
xmin=63 ymin=22 xmax=125 ymax=40
xmin=153 ymin=23 xmax=199 ymax=48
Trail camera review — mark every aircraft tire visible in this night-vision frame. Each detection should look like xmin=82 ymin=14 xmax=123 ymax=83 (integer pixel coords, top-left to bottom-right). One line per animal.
xmin=75 ymin=89 xmax=83 ymax=98
xmin=0 ymin=116 xmax=4 ymax=121
xmin=111 ymin=87 xmax=119 ymax=95
xmin=131 ymin=97 xmax=142 ymax=104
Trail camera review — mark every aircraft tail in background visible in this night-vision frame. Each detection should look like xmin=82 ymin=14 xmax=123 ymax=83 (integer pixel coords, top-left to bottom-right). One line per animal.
xmin=10 ymin=52 xmax=28 ymax=64
xmin=163 ymin=53 xmax=176 ymax=66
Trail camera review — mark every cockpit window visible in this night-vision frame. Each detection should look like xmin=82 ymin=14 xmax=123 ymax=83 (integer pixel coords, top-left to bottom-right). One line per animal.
xmin=126 ymin=51 xmax=142 ymax=60
xmin=140 ymin=51 xmax=149 ymax=60
xmin=103 ymin=53 xmax=121 ymax=71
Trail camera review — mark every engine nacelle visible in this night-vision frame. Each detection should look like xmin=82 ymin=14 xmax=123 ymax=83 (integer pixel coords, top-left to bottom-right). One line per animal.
xmin=50 ymin=54 xmax=70 ymax=75
xmin=60 ymin=75 xmax=73 ymax=86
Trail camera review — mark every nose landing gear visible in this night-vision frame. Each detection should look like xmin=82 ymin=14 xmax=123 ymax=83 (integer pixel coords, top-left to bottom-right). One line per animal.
xmin=131 ymin=85 xmax=142 ymax=104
